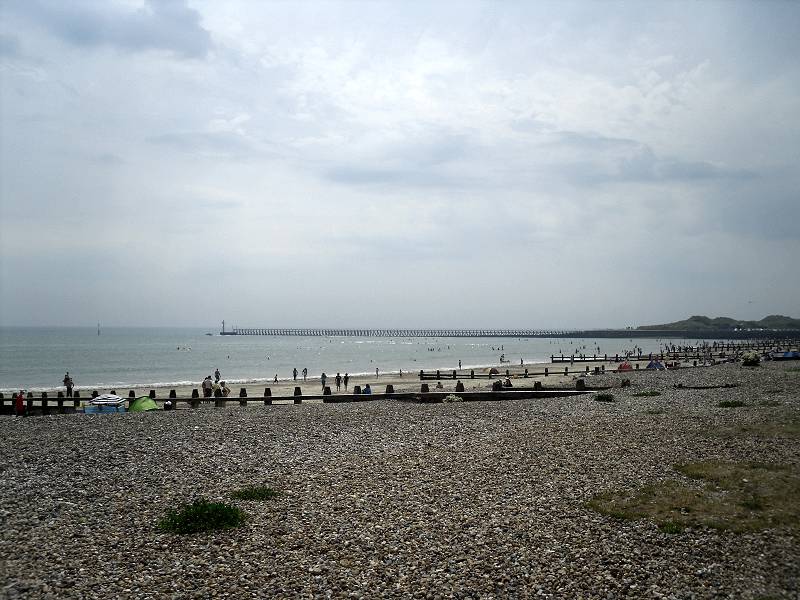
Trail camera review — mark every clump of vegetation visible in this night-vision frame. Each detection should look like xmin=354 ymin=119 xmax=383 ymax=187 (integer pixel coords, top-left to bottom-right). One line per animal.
xmin=718 ymin=400 xmax=746 ymax=408
xmin=632 ymin=390 xmax=661 ymax=397
xmin=741 ymin=352 xmax=760 ymax=367
xmin=658 ymin=520 xmax=685 ymax=534
xmin=594 ymin=393 xmax=615 ymax=402
xmin=157 ymin=499 xmax=246 ymax=534
xmin=231 ymin=485 xmax=280 ymax=501
xmin=758 ymin=400 xmax=781 ymax=407
xmin=587 ymin=461 xmax=800 ymax=532
xmin=443 ymin=394 xmax=464 ymax=403
xmin=713 ymin=419 xmax=800 ymax=440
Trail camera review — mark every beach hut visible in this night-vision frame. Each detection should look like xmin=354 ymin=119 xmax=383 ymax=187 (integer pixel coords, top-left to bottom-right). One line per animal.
xmin=129 ymin=396 xmax=160 ymax=412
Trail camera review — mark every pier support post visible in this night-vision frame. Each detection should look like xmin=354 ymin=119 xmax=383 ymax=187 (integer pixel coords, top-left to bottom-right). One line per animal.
xmin=544 ymin=368 xmax=548 ymax=377
xmin=385 ymin=384 xmax=394 ymax=395
xmin=524 ymin=369 xmax=528 ymax=378
xmin=353 ymin=385 xmax=361 ymax=395
xmin=564 ymin=367 xmax=568 ymax=375
xmin=470 ymin=370 xmax=474 ymax=379
xmin=263 ymin=388 xmax=272 ymax=405
xmin=169 ymin=390 xmax=177 ymax=399
xmin=455 ymin=381 xmax=465 ymax=393
xmin=41 ymin=393 xmax=49 ymax=416
xmin=293 ymin=387 xmax=302 ymax=404
xmin=149 ymin=389 xmax=156 ymax=399
xmin=420 ymin=383 xmax=430 ymax=393
xmin=576 ymin=378 xmax=586 ymax=391
xmin=436 ymin=369 xmax=441 ymax=380
xmin=534 ymin=381 xmax=543 ymax=391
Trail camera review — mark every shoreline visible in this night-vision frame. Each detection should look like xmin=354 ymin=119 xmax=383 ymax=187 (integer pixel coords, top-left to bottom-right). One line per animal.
xmin=4 ymin=355 xmax=710 ymax=401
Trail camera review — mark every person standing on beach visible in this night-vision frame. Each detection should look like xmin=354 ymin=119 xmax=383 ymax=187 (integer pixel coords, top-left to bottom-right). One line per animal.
xmin=214 ymin=368 xmax=221 ymax=383
xmin=321 ymin=372 xmax=327 ymax=391
xmin=375 ymin=367 xmax=379 ymax=378
xmin=293 ymin=367 xmax=298 ymax=381
xmin=335 ymin=373 xmax=342 ymax=391
xmin=458 ymin=360 xmax=462 ymax=369
xmin=15 ymin=390 xmax=26 ymax=417
xmin=202 ymin=376 xmax=213 ymax=397
xmin=344 ymin=373 xmax=349 ymax=390
xmin=302 ymin=367 xmax=307 ymax=381
xmin=63 ymin=372 xmax=73 ymax=397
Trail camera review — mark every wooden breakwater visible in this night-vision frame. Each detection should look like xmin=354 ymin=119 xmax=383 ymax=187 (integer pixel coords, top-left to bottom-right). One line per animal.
xmin=0 ymin=385 xmax=590 ymax=415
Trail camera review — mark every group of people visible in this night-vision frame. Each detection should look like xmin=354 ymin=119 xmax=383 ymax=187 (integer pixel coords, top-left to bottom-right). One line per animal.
xmin=319 ymin=372 xmax=350 ymax=392
xmin=292 ymin=367 xmax=309 ymax=381
xmin=201 ymin=369 xmax=230 ymax=398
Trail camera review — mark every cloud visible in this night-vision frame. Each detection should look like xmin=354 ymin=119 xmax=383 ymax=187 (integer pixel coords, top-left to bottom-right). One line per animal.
xmin=7 ymin=0 xmax=212 ymax=58
xmin=0 ymin=33 xmax=21 ymax=58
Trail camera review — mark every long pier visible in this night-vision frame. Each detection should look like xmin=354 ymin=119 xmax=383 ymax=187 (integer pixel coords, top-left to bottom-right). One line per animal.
xmin=219 ymin=326 xmax=798 ymax=339
xmin=220 ymin=328 xmax=569 ymax=337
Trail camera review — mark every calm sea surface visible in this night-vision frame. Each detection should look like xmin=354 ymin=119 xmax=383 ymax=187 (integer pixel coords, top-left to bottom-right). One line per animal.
xmin=0 ymin=327 xmax=700 ymax=392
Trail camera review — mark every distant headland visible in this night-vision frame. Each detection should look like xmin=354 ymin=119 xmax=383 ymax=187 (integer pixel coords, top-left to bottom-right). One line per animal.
xmin=637 ymin=315 xmax=800 ymax=331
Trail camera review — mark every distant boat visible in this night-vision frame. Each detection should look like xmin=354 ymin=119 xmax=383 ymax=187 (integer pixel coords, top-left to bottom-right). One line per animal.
xmin=205 ymin=333 xmax=214 ymax=336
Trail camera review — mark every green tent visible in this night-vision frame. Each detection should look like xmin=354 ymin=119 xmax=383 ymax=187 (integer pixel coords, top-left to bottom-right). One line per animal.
xmin=129 ymin=396 xmax=160 ymax=412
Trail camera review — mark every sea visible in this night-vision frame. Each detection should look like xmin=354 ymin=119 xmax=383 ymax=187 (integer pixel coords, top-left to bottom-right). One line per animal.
xmin=0 ymin=327 xmax=702 ymax=393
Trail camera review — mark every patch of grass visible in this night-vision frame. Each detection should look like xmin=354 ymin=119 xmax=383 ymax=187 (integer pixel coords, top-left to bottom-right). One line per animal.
xmin=588 ymin=461 xmax=800 ymax=533
xmin=713 ymin=419 xmax=800 ymax=440
xmin=157 ymin=499 xmax=246 ymax=534
xmin=594 ymin=393 xmax=615 ymax=402
xmin=758 ymin=400 xmax=781 ymax=407
xmin=658 ymin=520 xmax=685 ymax=534
xmin=632 ymin=390 xmax=661 ymax=397
xmin=717 ymin=400 xmax=746 ymax=408
xmin=231 ymin=485 xmax=279 ymax=501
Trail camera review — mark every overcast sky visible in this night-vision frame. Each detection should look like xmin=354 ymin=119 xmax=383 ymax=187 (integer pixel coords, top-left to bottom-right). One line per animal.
xmin=1 ymin=1 xmax=798 ymax=329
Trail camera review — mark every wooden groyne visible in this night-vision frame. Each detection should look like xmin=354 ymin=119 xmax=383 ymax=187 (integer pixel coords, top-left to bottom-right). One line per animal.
xmin=0 ymin=385 xmax=589 ymax=415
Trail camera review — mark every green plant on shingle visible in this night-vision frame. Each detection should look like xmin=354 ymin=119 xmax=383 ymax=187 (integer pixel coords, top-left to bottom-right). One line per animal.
xmin=157 ymin=499 xmax=246 ymax=534
xmin=231 ymin=485 xmax=280 ymax=501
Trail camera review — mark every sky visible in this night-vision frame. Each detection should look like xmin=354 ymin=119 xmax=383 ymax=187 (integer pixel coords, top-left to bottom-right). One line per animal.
xmin=1 ymin=0 xmax=798 ymax=329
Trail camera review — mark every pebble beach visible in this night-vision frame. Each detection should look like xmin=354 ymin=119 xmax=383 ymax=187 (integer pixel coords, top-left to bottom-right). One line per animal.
xmin=1 ymin=361 xmax=798 ymax=599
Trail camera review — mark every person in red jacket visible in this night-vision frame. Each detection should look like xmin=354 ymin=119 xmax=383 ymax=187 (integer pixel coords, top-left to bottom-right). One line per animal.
xmin=15 ymin=390 xmax=26 ymax=417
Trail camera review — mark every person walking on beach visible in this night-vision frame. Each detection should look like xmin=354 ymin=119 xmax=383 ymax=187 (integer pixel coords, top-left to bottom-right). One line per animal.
xmin=63 ymin=372 xmax=74 ymax=397
xmin=321 ymin=372 xmax=327 ymax=392
xmin=375 ymin=367 xmax=379 ymax=378
xmin=15 ymin=390 xmax=26 ymax=417
xmin=458 ymin=360 xmax=462 ymax=369
xmin=214 ymin=368 xmax=221 ymax=383
xmin=344 ymin=373 xmax=349 ymax=390
xmin=335 ymin=373 xmax=342 ymax=391
xmin=302 ymin=367 xmax=307 ymax=381
xmin=293 ymin=367 xmax=298 ymax=381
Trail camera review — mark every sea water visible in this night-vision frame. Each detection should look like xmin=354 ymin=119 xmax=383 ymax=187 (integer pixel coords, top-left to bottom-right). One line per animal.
xmin=0 ymin=327 xmax=699 ymax=393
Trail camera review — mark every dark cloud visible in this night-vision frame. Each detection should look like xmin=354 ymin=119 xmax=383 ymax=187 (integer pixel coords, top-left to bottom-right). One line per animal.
xmin=7 ymin=0 xmax=211 ymax=58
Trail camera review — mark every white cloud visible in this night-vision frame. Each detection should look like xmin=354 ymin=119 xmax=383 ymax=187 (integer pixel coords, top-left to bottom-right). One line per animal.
xmin=1 ymin=1 xmax=798 ymax=326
